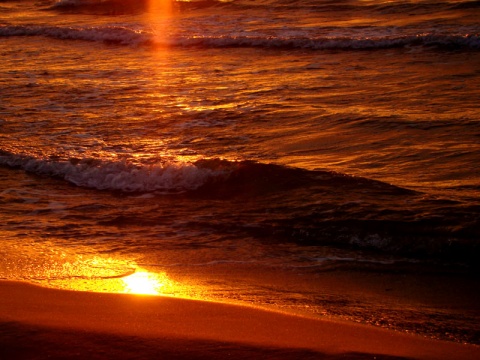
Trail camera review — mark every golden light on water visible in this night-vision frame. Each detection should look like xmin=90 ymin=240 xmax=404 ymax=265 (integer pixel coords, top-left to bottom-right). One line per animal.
xmin=0 ymin=238 xmax=208 ymax=300
xmin=146 ymin=0 xmax=173 ymax=18
xmin=38 ymin=265 xmax=186 ymax=297
xmin=145 ymin=0 xmax=174 ymax=55
xmin=37 ymin=265 xmax=180 ymax=297
xmin=122 ymin=271 xmax=164 ymax=295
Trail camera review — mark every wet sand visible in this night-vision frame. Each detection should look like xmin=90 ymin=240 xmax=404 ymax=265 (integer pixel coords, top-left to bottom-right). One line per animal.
xmin=0 ymin=281 xmax=478 ymax=360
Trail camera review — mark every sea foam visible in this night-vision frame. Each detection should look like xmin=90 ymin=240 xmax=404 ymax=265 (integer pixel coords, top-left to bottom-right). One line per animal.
xmin=0 ymin=153 xmax=226 ymax=193
xmin=1 ymin=24 xmax=479 ymax=50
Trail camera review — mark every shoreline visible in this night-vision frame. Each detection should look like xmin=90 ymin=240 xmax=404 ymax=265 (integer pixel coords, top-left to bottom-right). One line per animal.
xmin=1 ymin=280 xmax=478 ymax=360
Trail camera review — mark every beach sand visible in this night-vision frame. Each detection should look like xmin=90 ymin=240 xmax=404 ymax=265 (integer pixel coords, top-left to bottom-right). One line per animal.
xmin=0 ymin=281 xmax=478 ymax=360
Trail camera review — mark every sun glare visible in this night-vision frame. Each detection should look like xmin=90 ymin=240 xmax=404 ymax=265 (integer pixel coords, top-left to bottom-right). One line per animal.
xmin=147 ymin=0 xmax=173 ymax=16
xmin=122 ymin=271 xmax=165 ymax=295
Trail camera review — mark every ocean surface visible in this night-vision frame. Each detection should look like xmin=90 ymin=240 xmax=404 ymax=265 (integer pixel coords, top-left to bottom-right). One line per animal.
xmin=1 ymin=0 xmax=479 ymax=344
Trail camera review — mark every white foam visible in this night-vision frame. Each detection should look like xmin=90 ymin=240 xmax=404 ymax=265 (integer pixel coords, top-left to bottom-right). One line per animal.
xmin=1 ymin=24 xmax=479 ymax=50
xmin=0 ymin=154 xmax=227 ymax=193
xmin=0 ymin=24 xmax=150 ymax=46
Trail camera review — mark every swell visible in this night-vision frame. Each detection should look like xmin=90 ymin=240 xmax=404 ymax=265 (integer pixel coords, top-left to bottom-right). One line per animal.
xmin=191 ymin=161 xmax=479 ymax=266
xmin=1 ymin=24 xmax=479 ymax=50
xmin=0 ymin=151 xmax=408 ymax=195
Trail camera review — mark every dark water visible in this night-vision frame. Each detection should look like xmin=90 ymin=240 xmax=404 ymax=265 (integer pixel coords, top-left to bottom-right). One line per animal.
xmin=1 ymin=0 xmax=479 ymax=344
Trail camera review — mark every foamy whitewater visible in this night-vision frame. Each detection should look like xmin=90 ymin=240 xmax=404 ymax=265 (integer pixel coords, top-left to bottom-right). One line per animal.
xmin=1 ymin=0 xmax=479 ymax=344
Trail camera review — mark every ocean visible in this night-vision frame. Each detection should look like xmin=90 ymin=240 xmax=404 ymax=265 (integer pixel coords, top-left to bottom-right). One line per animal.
xmin=1 ymin=0 xmax=479 ymax=344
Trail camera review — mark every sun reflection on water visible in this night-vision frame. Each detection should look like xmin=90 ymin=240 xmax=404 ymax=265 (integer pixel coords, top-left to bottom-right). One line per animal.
xmin=0 ymin=237 xmax=188 ymax=297
xmin=122 ymin=270 xmax=165 ymax=295
xmin=38 ymin=265 xmax=181 ymax=297
xmin=147 ymin=0 xmax=173 ymax=15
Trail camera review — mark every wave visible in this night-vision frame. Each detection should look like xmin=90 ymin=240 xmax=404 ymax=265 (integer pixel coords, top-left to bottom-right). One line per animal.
xmin=0 ymin=150 xmax=407 ymax=195
xmin=0 ymin=152 xmax=228 ymax=193
xmin=1 ymin=24 xmax=479 ymax=50
xmin=0 ymin=24 xmax=149 ymax=46
xmin=194 ymin=158 xmax=417 ymax=198
xmin=183 ymin=33 xmax=480 ymax=51
xmin=194 ymin=161 xmax=478 ymax=265
xmin=2 ymin=151 xmax=478 ymax=264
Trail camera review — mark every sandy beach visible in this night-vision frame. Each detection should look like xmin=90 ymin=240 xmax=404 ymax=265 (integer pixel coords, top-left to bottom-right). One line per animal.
xmin=0 ymin=281 xmax=478 ymax=360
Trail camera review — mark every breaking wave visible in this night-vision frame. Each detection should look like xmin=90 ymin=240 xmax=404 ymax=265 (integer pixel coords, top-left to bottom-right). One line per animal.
xmin=0 ymin=150 xmax=402 ymax=194
xmin=1 ymin=151 xmax=479 ymax=264
xmin=1 ymin=24 xmax=479 ymax=50
xmin=0 ymin=152 xmax=227 ymax=193
xmin=0 ymin=149 xmax=415 ymax=197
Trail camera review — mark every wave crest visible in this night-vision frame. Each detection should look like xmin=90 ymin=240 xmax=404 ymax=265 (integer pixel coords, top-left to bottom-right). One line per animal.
xmin=0 ymin=24 xmax=150 ymax=46
xmin=0 ymin=151 xmax=410 ymax=196
xmin=1 ymin=24 xmax=479 ymax=50
xmin=0 ymin=153 xmax=227 ymax=193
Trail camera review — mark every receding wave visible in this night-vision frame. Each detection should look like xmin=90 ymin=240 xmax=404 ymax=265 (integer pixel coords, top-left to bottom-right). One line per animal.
xmin=1 ymin=24 xmax=479 ymax=50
